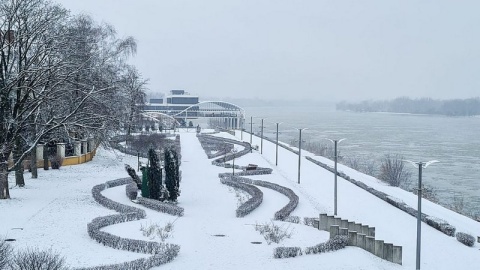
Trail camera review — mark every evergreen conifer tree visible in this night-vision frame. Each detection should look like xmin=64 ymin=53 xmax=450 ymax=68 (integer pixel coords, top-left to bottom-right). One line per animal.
xmin=147 ymin=148 xmax=162 ymax=200
xmin=165 ymin=148 xmax=178 ymax=201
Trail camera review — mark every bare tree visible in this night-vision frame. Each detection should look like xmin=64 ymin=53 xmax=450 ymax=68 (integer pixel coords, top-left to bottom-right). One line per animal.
xmin=378 ymin=154 xmax=411 ymax=187
xmin=0 ymin=1 xmax=138 ymax=199
xmin=118 ymin=65 xmax=147 ymax=137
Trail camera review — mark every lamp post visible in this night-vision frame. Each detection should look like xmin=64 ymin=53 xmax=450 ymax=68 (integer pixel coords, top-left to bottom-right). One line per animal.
xmin=260 ymin=118 xmax=266 ymax=154
xmin=275 ymin=122 xmax=282 ymax=166
xmin=404 ymin=160 xmax=438 ymax=270
xmin=249 ymin=116 xmax=253 ymax=145
xmin=326 ymin=138 xmax=346 ymax=216
xmin=232 ymin=148 xmax=238 ymax=176
xmin=297 ymin=128 xmax=308 ymax=184
xmin=240 ymin=120 xmax=243 ymax=140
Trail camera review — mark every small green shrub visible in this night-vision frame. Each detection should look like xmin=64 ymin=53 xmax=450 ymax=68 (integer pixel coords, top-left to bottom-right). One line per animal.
xmin=456 ymin=232 xmax=475 ymax=247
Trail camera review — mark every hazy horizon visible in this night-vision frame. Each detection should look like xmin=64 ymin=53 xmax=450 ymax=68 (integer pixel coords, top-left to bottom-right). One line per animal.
xmin=56 ymin=0 xmax=480 ymax=102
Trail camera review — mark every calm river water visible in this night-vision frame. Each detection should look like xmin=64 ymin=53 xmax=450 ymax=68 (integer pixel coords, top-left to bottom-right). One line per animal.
xmin=242 ymin=105 xmax=480 ymax=216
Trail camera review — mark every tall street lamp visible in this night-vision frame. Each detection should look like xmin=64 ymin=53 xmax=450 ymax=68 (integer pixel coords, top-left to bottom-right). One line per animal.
xmin=297 ymin=128 xmax=308 ymax=184
xmin=275 ymin=122 xmax=282 ymax=166
xmin=404 ymin=159 xmax=438 ymax=270
xmin=260 ymin=118 xmax=267 ymax=154
xmin=232 ymin=148 xmax=238 ymax=176
xmin=326 ymin=138 xmax=346 ymax=216
xmin=249 ymin=116 xmax=253 ymax=145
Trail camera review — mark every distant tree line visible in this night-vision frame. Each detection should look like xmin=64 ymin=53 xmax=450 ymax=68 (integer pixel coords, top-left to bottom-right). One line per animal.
xmin=336 ymin=97 xmax=480 ymax=116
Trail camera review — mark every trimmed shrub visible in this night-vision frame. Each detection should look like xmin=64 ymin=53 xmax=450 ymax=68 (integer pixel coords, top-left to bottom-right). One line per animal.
xmin=220 ymin=177 xmax=263 ymax=217
xmin=273 ymin=247 xmax=302 ymax=259
xmin=455 ymin=232 xmax=475 ymax=247
xmin=125 ymin=181 xmax=138 ymax=200
xmin=304 ymin=235 xmax=349 ymax=255
xmin=125 ymin=164 xmax=141 ymax=188
xmin=10 ymin=248 xmax=68 ymax=270
xmin=284 ymin=216 xmax=301 ymax=224
xmin=303 ymin=217 xmax=316 ymax=227
xmin=137 ymin=197 xmax=184 ymax=216
xmin=253 ymin=180 xmax=299 ymax=221
xmin=425 ymin=216 xmax=456 ymax=237
xmin=0 ymin=239 xmax=13 ymax=270
xmin=50 ymin=155 xmax=64 ymax=169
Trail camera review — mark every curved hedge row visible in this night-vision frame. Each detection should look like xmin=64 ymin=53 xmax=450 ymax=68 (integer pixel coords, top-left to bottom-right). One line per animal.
xmin=219 ymin=177 xmax=263 ymax=218
xmin=137 ymin=197 xmax=184 ymax=217
xmin=81 ymin=178 xmax=180 ymax=270
xmin=199 ymin=134 xmax=299 ymax=220
xmin=253 ymin=180 xmax=299 ymax=221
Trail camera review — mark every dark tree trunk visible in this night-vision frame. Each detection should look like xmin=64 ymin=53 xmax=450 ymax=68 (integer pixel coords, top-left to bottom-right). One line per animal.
xmin=14 ymin=137 xmax=25 ymax=187
xmin=43 ymin=146 xmax=49 ymax=170
xmin=0 ymin=161 xmax=10 ymax=199
xmin=30 ymin=147 xmax=38 ymax=178
xmin=15 ymin=162 xmax=24 ymax=187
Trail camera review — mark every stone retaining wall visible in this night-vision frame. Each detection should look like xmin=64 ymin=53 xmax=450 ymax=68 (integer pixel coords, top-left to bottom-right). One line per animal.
xmin=319 ymin=214 xmax=402 ymax=265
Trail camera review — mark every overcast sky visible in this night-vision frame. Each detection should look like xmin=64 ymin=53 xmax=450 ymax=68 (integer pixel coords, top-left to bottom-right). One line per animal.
xmin=56 ymin=0 xmax=480 ymax=102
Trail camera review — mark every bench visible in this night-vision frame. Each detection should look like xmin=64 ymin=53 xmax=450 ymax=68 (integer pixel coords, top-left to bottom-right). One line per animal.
xmin=246 ymin=164 xmax=258 ymax=171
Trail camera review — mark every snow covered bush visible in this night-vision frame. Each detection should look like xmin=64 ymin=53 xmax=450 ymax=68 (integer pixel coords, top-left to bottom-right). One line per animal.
xmin=455 ymin=232 xmax=475 ymax=247
xmin=10 ymin=248 xmax=68 ymax=270
xmin=253 ymin=180 xmax=299 ymax=221
xmin=220 ymin=177 xmax=263 ymax=217
xmin=0 ymin=239 xmax=13 ymax=269
xmin=255 ymin=221 xmax=294 ymax=245
xmin=137 ymin=197 xmax=184 ymax=216
xmin=50 ymin=155 xmax=64 ymax=170
xmin=378 ymin=154 xmax=411 ymax=188
xmin=273 ymin=247 xmax=302 ymax=259
xmin=125 ymin=164 xmax=141 ymax=188
xmin=425 ymin=216 xmax=456 ymax=237
xmin=304 ymin=235 xmax=349 ymax=255
xmin=77 ymin=247 xmax=180 ymax=270
xmin=303 ymin=217 xmax=316 ymax=227
xmin=140 ymin=222 xmax=174 ymax=242
xmin=284 ymin=216 xmax=301 ymax=224
xmin=125 ymin=181 xmax=138 ymax=200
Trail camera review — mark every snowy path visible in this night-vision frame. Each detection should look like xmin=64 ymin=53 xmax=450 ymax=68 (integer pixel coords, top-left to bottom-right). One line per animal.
xmin=154 ymin=132 xmax=396 ymax=270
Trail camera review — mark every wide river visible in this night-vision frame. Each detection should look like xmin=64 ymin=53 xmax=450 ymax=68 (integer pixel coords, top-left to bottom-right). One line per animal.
xmin=241 ymin=105 xmax=479 ymax=217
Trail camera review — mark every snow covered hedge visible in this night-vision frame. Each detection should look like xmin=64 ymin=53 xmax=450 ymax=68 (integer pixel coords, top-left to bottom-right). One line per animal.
xmin=253 ymin=180 xmax=299 ymax=221
xmin=273 ymin=247 xmax=303 ymax=259
xmin=86 ymin=178 xmax=180 ymax=270
xmin=425 ymin=216 xmax=456 ymax=237
xmin=92 ymin=178 xmax=145 ymax=216
xmin=304 ymin=235 xmax=349 ymax=255
xmin=125 ymin=181 xmax=139 ymax=200
xmin=220 ymin=177 xmax=263 ymax=217
xmin=455 ymin=232 xmax=475 ymax=247
xmin=76 ymin=249 xmax=180 ymax=270
xmin=273 ymin=235 xmax=348 ymax=258
xmin=137 ymin=197 xmax=184 ymax=217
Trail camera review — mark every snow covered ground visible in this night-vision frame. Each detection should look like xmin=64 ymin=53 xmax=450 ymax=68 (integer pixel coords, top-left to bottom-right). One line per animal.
xmin=1 ymin=130 xmax=478 ymax=269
